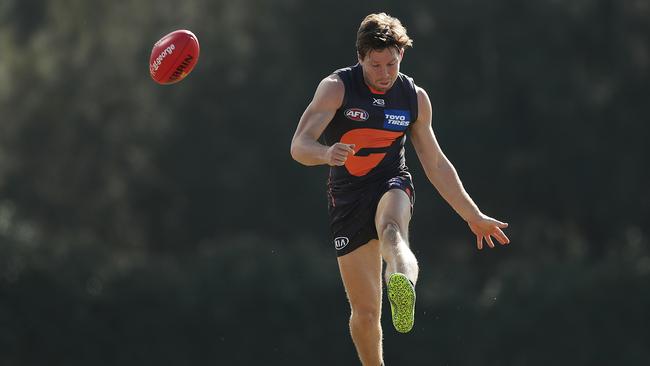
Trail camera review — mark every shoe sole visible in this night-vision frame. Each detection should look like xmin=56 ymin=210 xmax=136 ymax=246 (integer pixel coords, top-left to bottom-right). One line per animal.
xmin=387 ymin=273 xmax=415 ymax=333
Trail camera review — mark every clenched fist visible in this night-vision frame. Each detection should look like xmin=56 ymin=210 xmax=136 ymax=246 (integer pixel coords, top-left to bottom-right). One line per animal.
xmin=325 ymin=143 xmax=355 ymax=166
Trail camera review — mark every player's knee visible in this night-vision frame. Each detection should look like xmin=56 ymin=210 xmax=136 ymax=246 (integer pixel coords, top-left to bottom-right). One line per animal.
xmin=378 ymin=221 xmax=403 ymax=245
xmin=350 ymin=303 xmax=381 ymax=327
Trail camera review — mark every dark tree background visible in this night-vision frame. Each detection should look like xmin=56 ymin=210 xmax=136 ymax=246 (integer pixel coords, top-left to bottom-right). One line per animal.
xmin=1 ymin=0 xmax=649 ymax=365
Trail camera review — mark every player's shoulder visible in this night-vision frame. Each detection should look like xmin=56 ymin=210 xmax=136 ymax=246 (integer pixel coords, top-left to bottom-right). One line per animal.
xmin=397 ymin=70 xmax=416 ymax=86
xmin=317 ymin=73 xmax=344 ymax=98
xmin=320 ymin=73 xmax=344 ymax=89
xmin=414 ymin=84 xmax=432 ymax=121
xmin=398 ymin=71 xmax=422 ymax=101
xmin=398 ymin=69 xmax=427 ymax=98
xmin=313 ymin=73 xmax=345 ymax=110
xmin=414 ymin=84 xmax=429 ymax=99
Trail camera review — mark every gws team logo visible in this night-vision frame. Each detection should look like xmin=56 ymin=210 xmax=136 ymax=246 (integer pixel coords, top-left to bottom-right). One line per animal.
xmin=345 ymin=108 xmax=369 ymax=121
xmin=334 ymin=237 xmax=350 ymax=250
xmin=383 ymin=109 xmax=411 ymax=131
xmin=340 ymin=128 xmax=403 ymax=176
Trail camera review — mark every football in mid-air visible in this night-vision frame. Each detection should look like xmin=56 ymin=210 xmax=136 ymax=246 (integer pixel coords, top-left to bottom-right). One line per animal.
xmin=149 ymin=29 xmax=200 ymax=85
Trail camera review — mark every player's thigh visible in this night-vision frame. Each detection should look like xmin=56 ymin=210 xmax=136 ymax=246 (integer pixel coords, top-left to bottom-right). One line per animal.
xmin=375 ymin=189 xmax=412 ymax=235
xmin=337 ymin=239 xmax=383 ymax=310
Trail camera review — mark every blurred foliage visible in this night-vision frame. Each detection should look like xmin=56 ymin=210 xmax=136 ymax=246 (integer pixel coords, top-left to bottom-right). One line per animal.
xmin=1 ymin=0 xmax=649 ymax=365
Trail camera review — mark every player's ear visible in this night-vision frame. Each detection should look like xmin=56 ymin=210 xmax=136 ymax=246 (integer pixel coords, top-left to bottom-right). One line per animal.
xmin=357 ymin=52 xmax=363 ymax=64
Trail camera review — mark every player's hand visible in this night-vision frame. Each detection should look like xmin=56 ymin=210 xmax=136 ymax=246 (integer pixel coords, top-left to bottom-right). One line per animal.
xmin=325 ymin=143 xmax=355 ymax=166
xmin=467 ymin=214 xmax=510 ymax=250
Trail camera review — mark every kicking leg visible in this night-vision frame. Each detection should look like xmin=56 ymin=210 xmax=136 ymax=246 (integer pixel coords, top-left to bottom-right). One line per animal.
xmin=376 ymin=189 xmax=418 ymax=333
xmin=376 ymin=189 xmax=418 ymax=284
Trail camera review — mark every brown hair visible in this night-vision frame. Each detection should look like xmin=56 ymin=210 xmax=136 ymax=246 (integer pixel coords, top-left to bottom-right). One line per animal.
xmin=356 ymin=13 xmax=413 ymax=60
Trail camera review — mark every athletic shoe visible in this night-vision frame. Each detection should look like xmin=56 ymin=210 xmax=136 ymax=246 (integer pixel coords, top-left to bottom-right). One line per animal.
xmin=387 ymin=273 xmax=416 ymax=333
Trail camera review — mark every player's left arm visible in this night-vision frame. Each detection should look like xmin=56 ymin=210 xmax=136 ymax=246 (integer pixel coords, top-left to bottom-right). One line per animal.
xmin=409 ymin=86 xmax=510 ymax=250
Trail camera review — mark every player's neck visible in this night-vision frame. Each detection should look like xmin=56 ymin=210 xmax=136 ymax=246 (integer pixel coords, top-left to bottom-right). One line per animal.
xmin=362 ymin=77 xmax=387 ymax=95
xmin=367 ymin=84 xmax=386 ymax=95
xmin=360 ymin=69 xmax=388 ymax=95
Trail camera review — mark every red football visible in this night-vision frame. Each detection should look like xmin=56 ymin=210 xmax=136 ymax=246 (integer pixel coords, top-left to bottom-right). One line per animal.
xmin=149 ymin=29 xmax=200 ymax=85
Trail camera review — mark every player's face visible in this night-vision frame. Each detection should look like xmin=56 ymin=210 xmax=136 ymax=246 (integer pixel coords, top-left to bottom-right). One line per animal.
xmin=359 ymin=47 xmax=403 ymax=92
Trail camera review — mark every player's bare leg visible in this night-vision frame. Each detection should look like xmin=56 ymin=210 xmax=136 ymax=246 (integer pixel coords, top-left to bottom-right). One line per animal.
xmin=376 ymin=189 xmax=418 ymax=283
xmin=376 ymin=189 xmax=418 ymax=332
xmin=337 ymin=239 xmax=384 ymax=366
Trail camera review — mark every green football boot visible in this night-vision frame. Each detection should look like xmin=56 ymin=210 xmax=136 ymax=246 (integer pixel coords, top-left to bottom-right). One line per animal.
xmin=387 ymin=273 xmax=416 ymax=333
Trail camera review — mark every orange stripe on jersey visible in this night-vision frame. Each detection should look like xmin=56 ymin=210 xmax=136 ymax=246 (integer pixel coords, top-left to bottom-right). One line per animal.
xmin=368 ymin=85 xmax=386 ymax=95
xmin=340 ymin=129 xmax=403 ymax=177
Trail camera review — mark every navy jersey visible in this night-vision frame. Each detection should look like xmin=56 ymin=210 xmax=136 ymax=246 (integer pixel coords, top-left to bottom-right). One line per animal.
xmin=322 ymin=63 xmax=419 ymax=193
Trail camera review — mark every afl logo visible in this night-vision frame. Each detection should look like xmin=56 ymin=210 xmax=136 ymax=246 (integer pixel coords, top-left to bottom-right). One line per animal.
xmin=334 ymin=237 xmax=350 ymax=250
xmin=345 ymin=108 xmax=369 ymax=121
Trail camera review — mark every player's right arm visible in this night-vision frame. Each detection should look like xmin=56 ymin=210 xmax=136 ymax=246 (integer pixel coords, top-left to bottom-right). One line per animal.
xmin=291 ymin=75 xmax=355 ymax=166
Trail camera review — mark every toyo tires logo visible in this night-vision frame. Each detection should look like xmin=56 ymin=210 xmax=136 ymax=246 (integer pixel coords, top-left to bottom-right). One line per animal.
xmin=383 ymin=109 xmax=411 ymax=131
xmin=345 ymin=108 xmax=369 ymax=121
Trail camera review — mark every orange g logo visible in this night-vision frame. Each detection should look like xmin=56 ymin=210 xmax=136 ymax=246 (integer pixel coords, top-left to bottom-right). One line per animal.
xmin=340 ymin=128 xmax=403 ymax=177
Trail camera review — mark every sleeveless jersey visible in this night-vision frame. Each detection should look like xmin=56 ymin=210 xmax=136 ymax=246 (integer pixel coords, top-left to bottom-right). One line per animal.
xmin=322 ymin=63 xmax=419 ymax=193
